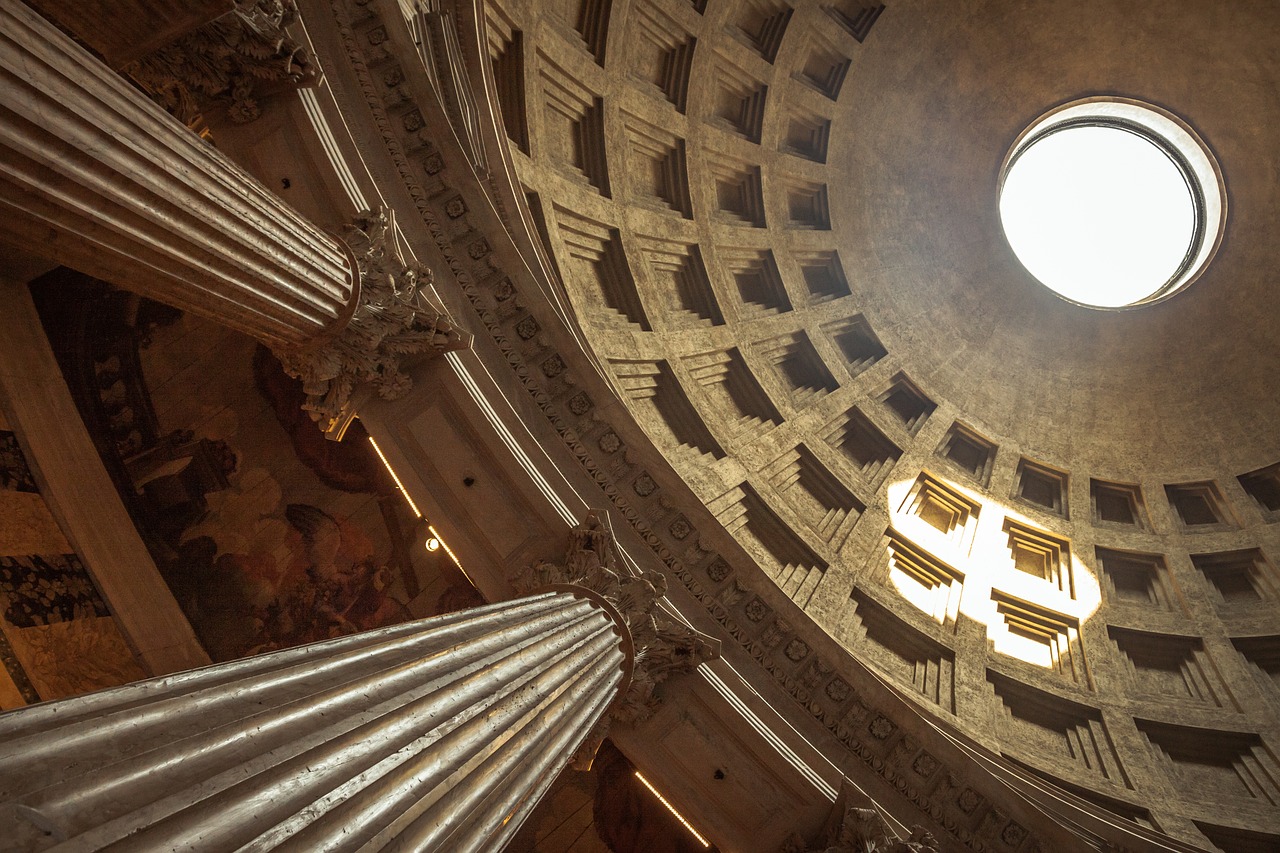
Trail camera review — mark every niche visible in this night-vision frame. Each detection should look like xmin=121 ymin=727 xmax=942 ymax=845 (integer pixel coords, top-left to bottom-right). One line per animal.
xmin=1192 ymin=549 xmax=1277 ymax=607
xmin=823 ymin=315 xmax=886 ymax=376
xmin=1016 ymin=458 xmax=1068 ymax=517
xmin=825 ymin=408 xmax=901 ymax=488
xmin=1239 ymin=462 xmax=1280 ymax=516
xmin=1165 ymin=481 xmax=1232 ymax=529
xmin=1004 ymin=520 xmax=1074 ymax=597
xmin=879 ymin=374 xmax=934 ymax=434
xmin=1095 ymin=547 xmax=1181 ymax=611
xmin=937 ymin=423 xmax=996 ymax=484
xmin=1091 ymin=479 xmax=1146 ymax=527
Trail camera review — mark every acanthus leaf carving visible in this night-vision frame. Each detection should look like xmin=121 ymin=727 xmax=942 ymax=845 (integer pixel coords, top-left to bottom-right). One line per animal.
xmin=276 ymin=208 xmax=471 ymax=431
xmin=782 ymin=782 xmax=940 ymax=853
xmin=513 ymin=510 xmax=721 ymax=769
xmin=124 ymin=0 xmax=320 ymax=124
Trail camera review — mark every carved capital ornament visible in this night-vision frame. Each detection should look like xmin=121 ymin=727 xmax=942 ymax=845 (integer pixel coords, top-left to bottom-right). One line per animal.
xmin=276 ymin=208 xmax=472 ymax=433
xmin=124 ymin=0 xmax=320 ymax=124
xmin=514 ymin=511 xmax=722 ymax=768
xmin=783 ymin=783 xmax=941 ymax=853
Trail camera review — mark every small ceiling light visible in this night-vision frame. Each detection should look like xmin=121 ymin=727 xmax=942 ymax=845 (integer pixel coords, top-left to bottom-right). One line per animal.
xmin=425 ymin=537 xmax=441 ymax=552
xmin=999 ymin=98 xmax=1225 ymax=309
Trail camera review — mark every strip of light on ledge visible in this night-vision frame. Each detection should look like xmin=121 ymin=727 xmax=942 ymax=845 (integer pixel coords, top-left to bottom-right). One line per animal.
xmin=428 ymin=522 xmax=464 ymax=569
xmin=429 ymin=522 xmax=477 ymax=588
xmin=634 ymin=772 xmax=711 ymax=848
xmin=368 ymin=435 xmax=422 ymax=518
xmin=368 ymin=436 xmax=477 ymax=588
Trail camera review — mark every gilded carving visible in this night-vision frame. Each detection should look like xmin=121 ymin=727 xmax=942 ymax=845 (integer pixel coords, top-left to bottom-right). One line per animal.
xmin=276 ymin=209 xmax=471 ymax=431
xmin=124 ymin=0 xmax=320 ymax=124
xmin=6 ymin=616 xmax=147 ymax=701
xmin=514 ymin=510 xmax=720 ymax=769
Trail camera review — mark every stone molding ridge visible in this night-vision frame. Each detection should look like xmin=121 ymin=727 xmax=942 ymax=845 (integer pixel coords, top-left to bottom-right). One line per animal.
xmin=782 ymin=783 xmax=940 ymax=853
xmin=277 ymin=208 xmax=472 ymax=431
xmin=514 ymin=510 xmax=722 ymax=769
xmin=124 ymin=0 xmax=320 ymax=124
xmin=412 ymin=0 xmax=488 ymax=175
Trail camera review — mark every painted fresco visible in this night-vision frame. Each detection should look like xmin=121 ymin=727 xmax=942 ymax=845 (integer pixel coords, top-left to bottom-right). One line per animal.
xmin=0 ymin=421 xmax=146 ymax=710
xmin=168 ymin=502 xmax=412 ymax=659
xmin=0 ymin=290 xmax=452 ymax=707
xmin=139 ymin=314 xmax=442 ymax=662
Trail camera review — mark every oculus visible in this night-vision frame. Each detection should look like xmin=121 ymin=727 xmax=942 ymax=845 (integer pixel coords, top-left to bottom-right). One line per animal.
xmin=999 ymin=99 xmax=1225 ymax=309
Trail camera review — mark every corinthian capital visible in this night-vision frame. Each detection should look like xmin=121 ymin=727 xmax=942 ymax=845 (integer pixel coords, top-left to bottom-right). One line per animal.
xmin=515 ymin=510 xmax=721 ymax=769
xmin=124 ymin=0 xmax=320 ymax=124
xmin=277 ymin=209 xmax=472 ymax=432
xmin=782 ymin=783 xmax=940 ymax=853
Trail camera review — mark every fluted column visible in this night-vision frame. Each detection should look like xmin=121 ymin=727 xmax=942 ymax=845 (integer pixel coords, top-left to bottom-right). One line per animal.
xmin=0 ymin=511 xmax=719 ymax=852
xmin=0 ymin=592 xmax=626 ymax=852
xmin=0 ymin=0 xmax=354 ymax=350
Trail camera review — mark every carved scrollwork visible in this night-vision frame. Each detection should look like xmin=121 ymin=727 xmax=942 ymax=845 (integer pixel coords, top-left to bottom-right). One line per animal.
xmin=782 ymin=783 xmax=940 ymax=853
xmin=514 ymin=510 xmax=721 ymax=769
xmin=124 ymin=0 xmax=320 ymax=124
xmin=276 ymin=208 xmax=471 ymax=431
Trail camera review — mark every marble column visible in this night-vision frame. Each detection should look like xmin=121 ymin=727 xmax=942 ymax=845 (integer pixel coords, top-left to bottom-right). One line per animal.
xmin=0 ymin=0 xmax=470 ymax=430
xmin=0 ymin=0 xmax=353 ymax=351
xmin=0 ymin=512 xmax=719 ymax=852
xmin=0 ymin=592 xmax=622 ymax=852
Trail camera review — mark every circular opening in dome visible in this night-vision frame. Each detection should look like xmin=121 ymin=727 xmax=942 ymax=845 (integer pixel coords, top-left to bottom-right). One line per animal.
xmin=999 ymin=99 xmax=1225 ymax=309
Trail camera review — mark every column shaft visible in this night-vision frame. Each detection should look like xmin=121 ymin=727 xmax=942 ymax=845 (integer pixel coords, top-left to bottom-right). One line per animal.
xmin=0 ymin=591 xmax=629 ymax=852
xmin=0 ymin=0 xmax=357 ymax=349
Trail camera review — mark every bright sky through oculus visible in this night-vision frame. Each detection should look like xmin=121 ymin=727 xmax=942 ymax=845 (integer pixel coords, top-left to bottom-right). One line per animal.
xmin=1000 ymin=126 xmax=1196 ymax=307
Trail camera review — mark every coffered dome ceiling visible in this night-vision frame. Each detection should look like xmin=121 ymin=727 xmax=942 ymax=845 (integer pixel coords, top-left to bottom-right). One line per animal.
xmin=504 ymin=0 xmax=1280 ymax=481
xmin=479 ymin=0 xmax=1280 ymax=846
xmin=833 ymin=0 xmax=1279 ymax=477
xmin=5 ymin=0 xmax=1280 ymax=849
